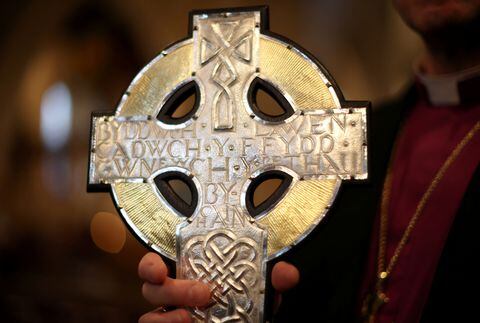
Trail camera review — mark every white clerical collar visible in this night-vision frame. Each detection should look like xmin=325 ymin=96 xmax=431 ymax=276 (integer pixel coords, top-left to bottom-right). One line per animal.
xmin=415 ymin=65 xmax=480 ymax=106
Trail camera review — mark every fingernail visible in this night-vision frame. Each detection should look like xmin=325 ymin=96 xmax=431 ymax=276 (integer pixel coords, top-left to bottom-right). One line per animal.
xmin=188 ymin=283 xmax=209 ymax=305
xmin=174 ymin=309 xmax=192 ymax=323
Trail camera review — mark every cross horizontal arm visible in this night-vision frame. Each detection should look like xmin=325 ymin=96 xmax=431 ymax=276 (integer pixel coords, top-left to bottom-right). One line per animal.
xmin=88 ymin=106 xmax=367 ymax=187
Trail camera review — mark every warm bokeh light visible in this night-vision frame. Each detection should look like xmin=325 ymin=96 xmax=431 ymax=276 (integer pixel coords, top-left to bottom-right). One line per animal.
xmin=90 ymin=211 xmax=127 ymax=254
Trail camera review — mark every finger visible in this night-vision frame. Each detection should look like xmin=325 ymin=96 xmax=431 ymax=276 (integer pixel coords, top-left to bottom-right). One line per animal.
xmin=139 ymin=252 xmax=168 ymax=284
xmin=271 ymin=261 xmax=300 ymax=292
xmin=139 ymin=308 xmax=191 ymax=323
xmin=142 ymin=278 xmax=211 ymax=307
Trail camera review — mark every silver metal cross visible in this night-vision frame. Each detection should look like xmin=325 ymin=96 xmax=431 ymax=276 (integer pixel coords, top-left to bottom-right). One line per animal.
xmin=88 ymin=7 xmax=368 ymax=323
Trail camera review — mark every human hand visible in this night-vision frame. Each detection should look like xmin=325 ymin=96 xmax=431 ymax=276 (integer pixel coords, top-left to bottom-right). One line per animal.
xmin=138 ymin=252 xmax=299 ymax=323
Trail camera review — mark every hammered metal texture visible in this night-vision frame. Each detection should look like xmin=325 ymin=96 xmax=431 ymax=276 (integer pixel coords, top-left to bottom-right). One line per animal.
xmin=258 ymin=179 xmax=339 ymax=258
xmin=258 ymin=36 xmax=339 ymax=110
xmin=117 ymin=41 xmax=194 ymax=117
xmin=112 ymin=182 xmax=181 ymax=256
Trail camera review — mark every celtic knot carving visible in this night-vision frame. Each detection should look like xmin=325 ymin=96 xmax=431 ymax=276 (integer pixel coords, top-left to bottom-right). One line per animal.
xmin=199 ymin=21 xmax=254 ymax=130
xmin=184 ymin=229 xmax=258 ymax=322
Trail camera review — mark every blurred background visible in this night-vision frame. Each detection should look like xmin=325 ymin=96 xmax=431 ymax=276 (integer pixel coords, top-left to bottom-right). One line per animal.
xmin=0 ymin=0 xmax=421 ymax=322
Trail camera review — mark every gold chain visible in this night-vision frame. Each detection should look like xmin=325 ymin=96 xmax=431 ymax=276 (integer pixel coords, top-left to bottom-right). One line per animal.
xmin=362 ymin=121 xmax=480 ymax=322
xmin=377 ymin=121 xmax=480 ymax=282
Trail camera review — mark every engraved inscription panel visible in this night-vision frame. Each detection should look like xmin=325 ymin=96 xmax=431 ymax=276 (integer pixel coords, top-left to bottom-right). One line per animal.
xmin=90 ymin=111 xmax=366 ymax=185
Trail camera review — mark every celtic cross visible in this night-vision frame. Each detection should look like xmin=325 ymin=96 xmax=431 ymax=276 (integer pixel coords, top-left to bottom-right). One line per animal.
xmin=88 ymin=7 xmax=368 ymax=323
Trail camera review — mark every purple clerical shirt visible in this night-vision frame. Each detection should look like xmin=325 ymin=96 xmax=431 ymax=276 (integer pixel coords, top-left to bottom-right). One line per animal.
xmin=359 ymin=74 xmax=480 ymax=322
